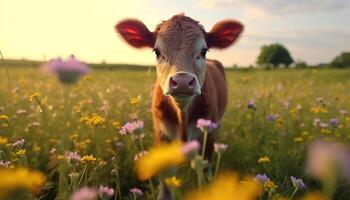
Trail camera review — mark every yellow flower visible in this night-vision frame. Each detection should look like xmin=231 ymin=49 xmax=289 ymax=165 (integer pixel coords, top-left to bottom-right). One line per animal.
xmin=310 ymin=106 xmax=328 ymax=114
xmin=300 ymin=192 xmax=327 ymax=200
xmin=29 ymin=92 xmax=40 ymax=102
xmin=0 ymin=167 xmax=46 ymax=197
xmin=80 ymin=154 xmax=97 ymax=163
xmin=293 ymin=137 xmax=304 ymax=142
xmin=112 ymin=121 xmax=121 ymax=129
xmin=321 ymin=129 xmax=330 ymax=134
xmin=165 ymin=176 xmax=182 ymax=187
xmin=0 ymin=115 xmax=9 ymax=121
xmin=57 ymin=154 xmax=65 ymax=160
xmin=185 ymin=172 xmax=259 ymax=200
xmin=258 ymin=156 xmax=270 ymax=163
xmin=16 ymin=149 xmax=26 ymax=156
xmin=263 ymin=180 xmax=277 ymax=191
xmin=135 ymin=141 xmax=186 ymax=181
xmin=130 ymin=95 xmax=142 ymax=105
xmin=0 ymin=136 xmax=8 ymax=145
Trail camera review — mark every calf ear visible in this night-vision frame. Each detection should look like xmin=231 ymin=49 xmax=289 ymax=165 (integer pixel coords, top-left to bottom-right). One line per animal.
xmin=206 ymin=20 xmax=244 ymax=49
xmin=115 ymin=19 xmax=155 ymax=48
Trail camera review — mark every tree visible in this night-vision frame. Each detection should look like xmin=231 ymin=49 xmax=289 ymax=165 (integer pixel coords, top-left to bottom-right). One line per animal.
xmin=330 ymin=52 xmax=350 ymax=68
xmin=257 ymin=43 xmax=294 ymax=68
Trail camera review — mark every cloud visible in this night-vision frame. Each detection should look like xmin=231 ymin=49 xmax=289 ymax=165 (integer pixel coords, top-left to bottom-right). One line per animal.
xmin=195 ymin=0 xmax=350 ymax=20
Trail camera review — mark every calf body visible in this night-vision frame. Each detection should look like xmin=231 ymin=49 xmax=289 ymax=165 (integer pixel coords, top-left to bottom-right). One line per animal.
xmin=116 ymin=12 xmax=242 ymax=159
xmin=152 ymin=59 xmax=227 ymax=158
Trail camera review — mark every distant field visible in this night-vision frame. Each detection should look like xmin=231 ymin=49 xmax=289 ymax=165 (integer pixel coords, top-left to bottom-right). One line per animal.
xmin=1 ymin=63 xmax=350 ymax=199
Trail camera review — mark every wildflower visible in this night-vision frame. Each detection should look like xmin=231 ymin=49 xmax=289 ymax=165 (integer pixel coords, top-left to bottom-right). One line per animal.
xmin=247 ymin=99 xmax=256 ymax=109
xmin=320 ymin=123 xmax=328 ymax=129
xmin=258 ymin=156 xmax=270 ymax=163
xmin=293 ymin=137 xmax=303 ymax=142
xmin=266 ymin=114 xmax=279 ymax=122
xmin=185 ymin=171 xmax=259 ymax=200
xmin=70 ymin=187 xmax=98 ymax=200
xmin=129 ymin=187 xmax=143 ymax=198
xmin=99 ymin=185 xmax=115 ymax=198
xmin=0 ymin=160 xmax=11 ymax=168
xmin=12 ymin=138 xmax=25 ymax=148
xmin=130 ymin=95 xmax=142 ymax=105
xmin=134 ymin=151 xmax=149 ymax=161
xmin=112 ymin=121 xmax=121 ymax=129
xmin=15 ymin=149 xmax=26 ymax=156
xmin=310 ymin=106 xmax=328 ymax=114
xmin=290 ymin=176 xmax=306 ymax=189
xmin=16 ymin=109 xmax=27 ymax=115
xmin=329 ymin=118 xmax=339 ymax=127
xmin=340 ymin=109 xmax=348 ymax=116
xmin=214 ymin=143 xmax=228 ymax=154
xmin=165 ymin=176 xmax=182 ymax=187
xmin=135 ymin=140 xmax=199 ymax=181
xmin=44 ymin=55 xmax=90 ymax=84
xmin=0 ymin=136 xmax=8 ymax=145
xmin=65 ymin=151 xmax=81 ymax=164
xmin=82 ymin=113 xmax=105 ymax=127
xmin=29 ymin=92 xmax=40 ymax=102
xmin=264 ymin=180 xmax=277 ymax=191
xmin=0 ymin=115 xmax=9 ymax=121
xmin=196 ymin=119 xmax=218 ymax=132
xmin=119 ymin=120 xmax=144 ymax=135
xmin=0 ymin=167 xmax=46 ymax=196
xmin=313 ymin=118 xmax=321 ymax=126
xmin=255 ymin=174 xmax=270 ymax=184
xmin=306 ymin=140 xmax=350 ymax=181
xmin=80 ymin=154 xmax=97 ymax=163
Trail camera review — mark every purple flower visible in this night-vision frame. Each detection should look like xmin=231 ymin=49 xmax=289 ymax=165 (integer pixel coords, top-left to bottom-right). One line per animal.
xmin=119 ymin=120 xmax=144 ymax=135
xmin=196 ymin=119 xmax=218 ymax=132
xmin=12 ymin=139 xmax=25 ymax=148
xmin=255 ymin=174 xmax=270 ymax=184
xmin=247 ymin=99 xmax=256 ymax=109
xmin=329 ymin=118 xmax=339 ymax=127
xmin=214 ymin=143 xmax=228 ymax=153
xmin=44 ymin=55 xmax=90 ymax=84
xmin=129 ymin=187 xmax=143 ymax=198
xmin=99 ymin=185 xmax=115 ymax=197
xmin=70 ymin=187 xmax=98 ymax=200
xmin=266 ymin=114 xmax=279 ymax=122
xmin=290 ymin=176 xmax=306 ymax=189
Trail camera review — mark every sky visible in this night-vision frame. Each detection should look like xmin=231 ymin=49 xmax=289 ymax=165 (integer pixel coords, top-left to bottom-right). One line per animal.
xmin=1 ymin=0 xmax=349 ymax=66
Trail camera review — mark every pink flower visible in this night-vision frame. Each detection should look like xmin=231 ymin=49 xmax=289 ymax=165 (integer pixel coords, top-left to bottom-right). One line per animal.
xmin=196 ymin=119 xmax=218 ymax=132
xmin=306 ymin=140 xmax=350 ymax=180
xmin=182 ymin=140 xmax=200 ymax=155
xmin=119 ymin=120 xmax=144 ymax=135
xmin=70 ymin=187 xmax=98 ymax=200
xmin=44 ymin=55 xmax=90 ymax=84
xmin=129 ymin=187 xmax=143 ymax=198
xmin=99 ymin=185 xmax=115 ymax=197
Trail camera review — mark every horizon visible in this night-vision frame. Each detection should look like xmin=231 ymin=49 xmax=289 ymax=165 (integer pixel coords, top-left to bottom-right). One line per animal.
xmin=1 ymin=0 xmax=350 ymax=66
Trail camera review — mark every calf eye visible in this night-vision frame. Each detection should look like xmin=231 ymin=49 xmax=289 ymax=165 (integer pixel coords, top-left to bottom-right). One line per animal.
xmin=201 ymin=48 xmax=208 ymax=58
xmin=153 ymin=48 xmax=161 ymax=58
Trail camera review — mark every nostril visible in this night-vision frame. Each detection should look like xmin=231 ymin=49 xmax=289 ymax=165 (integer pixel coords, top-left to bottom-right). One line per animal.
xmin=170 ymin=77 xmax=178 ymax=88
xmin=188 ymin=77 xmax=195 ymax=88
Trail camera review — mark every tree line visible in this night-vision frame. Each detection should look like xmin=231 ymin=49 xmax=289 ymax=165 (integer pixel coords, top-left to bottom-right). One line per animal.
xmin=254 ymin=43 xmax=350 ymax=68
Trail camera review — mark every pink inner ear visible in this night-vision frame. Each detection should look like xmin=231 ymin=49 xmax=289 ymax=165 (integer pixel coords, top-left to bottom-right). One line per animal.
xmin=124 ymin=27 xmax=139 ymax=35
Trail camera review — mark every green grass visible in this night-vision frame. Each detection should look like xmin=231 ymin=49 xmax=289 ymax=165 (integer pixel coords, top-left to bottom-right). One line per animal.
xmin=1 ymin=64 xmax=350 ymax=200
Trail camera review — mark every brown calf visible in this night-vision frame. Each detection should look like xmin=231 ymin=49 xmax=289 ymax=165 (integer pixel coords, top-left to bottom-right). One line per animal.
xmin=116 ymin=14 xmax=243 ymax=160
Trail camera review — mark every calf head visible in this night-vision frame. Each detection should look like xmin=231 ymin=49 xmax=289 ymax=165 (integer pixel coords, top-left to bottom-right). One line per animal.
xmin=116 ymin=14 xmax=243 ymax=109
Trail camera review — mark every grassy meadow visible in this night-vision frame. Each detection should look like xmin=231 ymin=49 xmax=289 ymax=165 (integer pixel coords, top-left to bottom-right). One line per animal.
xmin=1 ymin=63 xmax=350 ymax=199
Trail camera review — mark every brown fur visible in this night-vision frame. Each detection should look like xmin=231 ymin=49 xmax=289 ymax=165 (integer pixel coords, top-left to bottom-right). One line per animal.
xmin=152 ymin=59 xmax=227 ymax=158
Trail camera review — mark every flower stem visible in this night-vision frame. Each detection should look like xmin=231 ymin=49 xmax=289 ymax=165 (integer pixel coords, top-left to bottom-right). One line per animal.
xmin=289 ymin=187 xmax=298 ymax=200
xmin=201 ymin=131 xmax=208 ymax=159
xmin=214 ymin=153 xmax=221 ymax=178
